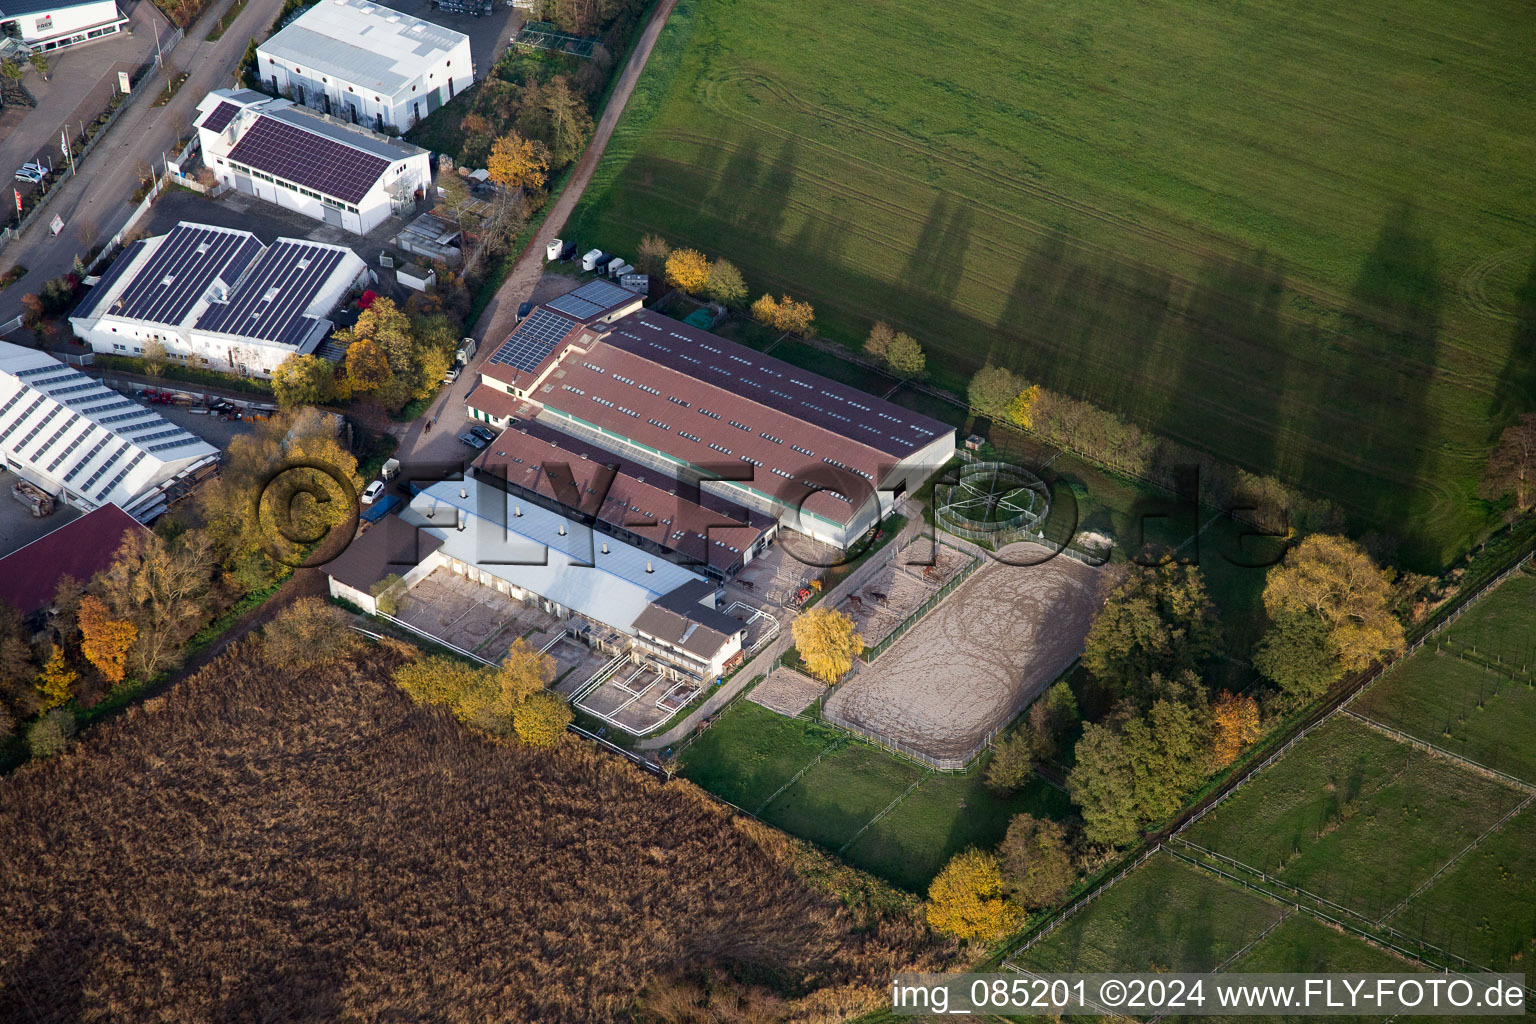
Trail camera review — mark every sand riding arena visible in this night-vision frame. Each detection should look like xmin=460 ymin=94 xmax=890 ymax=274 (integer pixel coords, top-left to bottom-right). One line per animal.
xmin=822 ymin=542 xmax=1103 ymax=767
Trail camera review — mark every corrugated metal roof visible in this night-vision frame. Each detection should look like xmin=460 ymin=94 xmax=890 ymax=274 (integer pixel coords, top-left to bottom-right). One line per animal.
xmin=258 ymin=0 xmax=467 ymax=97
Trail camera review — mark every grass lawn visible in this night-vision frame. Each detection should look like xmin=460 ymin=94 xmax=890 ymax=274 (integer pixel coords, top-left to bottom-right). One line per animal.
xmin=1437 ymin=572 xmax=1536 ymax=670
xmin=678 ymin=699 xmax=840 ymax=811
xmin=1186 ymin=716 xmax=1527 ymax=922
xmin=1017 ymin=852 xmax=1285 ymax=973
xmin=569 ymin=0 xmax=1536 ymax=569
xmin=1386 ymin=801 xmax=1536 ymax=971
xmin=843 ymin=768 xmax=1071 ymax=893
xmin=1352 ymin=650 xmax=1536 ymax=784
xmin=758 ymin=744 xmax=925 ymax=852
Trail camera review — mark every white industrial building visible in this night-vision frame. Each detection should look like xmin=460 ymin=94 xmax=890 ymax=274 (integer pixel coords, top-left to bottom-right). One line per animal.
xmin=256 ymin=0 xmax=473 ymax=131
xmin=0 ymin=343 xmax=219 ymax=522
xmin=196 ymin=89 xmax=432 ymax=235
xmin=70 ymin=221 xmax=368 ymax=378
xmin=0 ymin=0 xmax=125 ymax=52
xmin=324 ymin=478 xmax=748 ymax=683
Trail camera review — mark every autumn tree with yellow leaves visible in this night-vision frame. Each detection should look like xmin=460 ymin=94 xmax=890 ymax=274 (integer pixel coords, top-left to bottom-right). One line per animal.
xmin=664 ymin=248 xmax=710 ymax=294
xmin=1210 ymin=691 xmax=1261 ymax=769
xmin=487 ymin=131 xmax=550 ymax=191
xmin=790 ymin=606 xmax=864 ymax=684
xmin=35 ymin=645 xmax=77 ymax=709
xmin=1262 ymin=534 xmax=1405 ymax=673
xmin=926 ymin=848 xmax=1021 ymax=942
xmin=77 ymin=596 xmax=138 ymax=685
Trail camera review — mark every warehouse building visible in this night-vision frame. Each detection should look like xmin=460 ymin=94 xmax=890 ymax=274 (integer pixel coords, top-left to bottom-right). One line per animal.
xmin=469 ymin=299 xmax=954 ymax=548
xmin=325 ymin=479 xmax=747 ymax=682
xmin=470 ymin=419 xmax=777 ymax=580
xmin=0 ymin=342 xmax=218 ymax=522
xmin=196 ymin=89 xmax=431 ymax=235
xmin=257 ymin=0 xmax=473 ymax=131
xmin=0 ymin=504 xmax=147 ymax=620
xmin=70 ymin=221 xmax=368 ymax=378
xmin=0 ymin=0 xmax=125 ymax=52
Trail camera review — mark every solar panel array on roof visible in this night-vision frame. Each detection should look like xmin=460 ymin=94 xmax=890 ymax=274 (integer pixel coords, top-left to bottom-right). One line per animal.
xmin=226 ymin=115 xmax=390 ymax=205
xmin=196 ymin=240 xmax=347 ymax=345
xmin=110 ymin=225 xmax=263 ymax=325
xmin=198 ymin=101 xmax=240 ymax=133
xmin=489 ymin=308 xmax=580 ymax=372
xmin=78 ymin=239 xmax=147 ymax=320
xmin=546 ymin=278 xmax=635 ymax=321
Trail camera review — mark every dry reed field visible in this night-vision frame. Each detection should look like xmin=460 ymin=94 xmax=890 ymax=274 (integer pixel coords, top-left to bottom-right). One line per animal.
xmin=0 ymin=641 xmax=946 ymax=1023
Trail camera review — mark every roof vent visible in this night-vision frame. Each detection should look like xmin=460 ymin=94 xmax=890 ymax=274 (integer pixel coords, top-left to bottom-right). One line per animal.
xmin=513 ymin=505 xmax=522 ymax=517
xmin=456 ymin=509 xmax=465 ymax=532
xmin=459 ymin=487 xmax=467 ymax=499
xmin=645 ymin=560 xmax=654 ymax=574
xmin=558 ymin=523 xmax=566 ymax=536
xmin=601 ymin=542 xmax=609 ymax=554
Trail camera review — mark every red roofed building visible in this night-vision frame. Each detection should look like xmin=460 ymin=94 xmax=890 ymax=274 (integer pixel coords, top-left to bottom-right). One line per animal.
xmin=0 ymin=504 xmax=148 ymax=619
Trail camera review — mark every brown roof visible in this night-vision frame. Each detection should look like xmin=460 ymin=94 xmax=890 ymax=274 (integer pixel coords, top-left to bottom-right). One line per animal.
xmin=538 ymin=340 xmax=901 ymax=526
xmin=464 ymin=381 xmax=529 ymax=422
xmin=632 ymin=579 xmax=747 ymax=660
xmin=0 ymin=504 xmax=148 ymax=618
xmin=321 ymin=515 xmax=443 ymax=593
xmin=474 ymin=423 xmax=772 ymax=572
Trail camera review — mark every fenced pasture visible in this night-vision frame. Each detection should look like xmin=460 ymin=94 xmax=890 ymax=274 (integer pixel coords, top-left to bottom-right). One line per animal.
xmin=747 ymin=667 xmax=825 ymax=717
xmin=1184 ymin=716 xmax=1527 ymax=924
xmin=823 ymin=548 xmax=1101 ymax=766
xmin=1384 ymin=802 xmax=1536 ymax=972
xmin=1432 ymin=571 xmax=1536 ymax=672
xmin=1351 ymin=650 xmax=1536 ymax=785
xmin=1016 ymin=852 xmax=1287 ymax=974
xmin=570 ymin=0 xmax=1536 ymax=567
xmin=1223 ymin=913 xmax=1416 ymax=975
xmin=679 ymin=693 xmax=1071 ymax=891
xmin=835 ymin=540 xmax=975 ymax=652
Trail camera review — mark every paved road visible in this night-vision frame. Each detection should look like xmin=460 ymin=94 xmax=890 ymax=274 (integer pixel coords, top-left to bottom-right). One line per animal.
xmin=390 ymin=0 xmax=681 ymax=461
xmin=0 ymin=0 xmax=287 ymax=324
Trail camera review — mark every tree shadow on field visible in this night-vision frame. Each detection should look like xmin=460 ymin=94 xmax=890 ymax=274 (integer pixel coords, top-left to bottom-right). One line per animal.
xmin=707 ymin=136 xmax=798 ymax=246
xmin=214 ymin=941 xmax=347 ymax=1022
xmin=989 ymin=229 xmax=1174 ymax=413
xmin=1322 ymin=200 xmax=1443 ymax=540
xmin=1489 ymin=245 xmax=1536 ymax=427
xmin=903 ymin=196 xmax=973 ymax=316
xmin=1 ymin=913 xmax=89 ymax=1021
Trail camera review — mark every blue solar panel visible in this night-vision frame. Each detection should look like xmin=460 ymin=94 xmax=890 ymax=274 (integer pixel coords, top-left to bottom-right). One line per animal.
xmin=546 ymin=278 xmax=635 ymax=322
xmin=489 ymin=308 xmax=580 ymax=372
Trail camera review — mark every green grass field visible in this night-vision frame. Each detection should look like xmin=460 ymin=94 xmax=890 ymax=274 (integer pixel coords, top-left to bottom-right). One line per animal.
xmin=1352 ymin=652 xmax=1536 ymax=784
xmin=1386 ymin=801 xmax=1536 ymax=971
xmin=1017 ymin=853 xmax=1286 ymax=973
xmin=679 ymin=694 xmax=1073 ymax=891
xmin=1437 ymin=572 xmax=1536 ymax=669
xmin=1185 ymin=716 xmax=1526 ymax=921
xmin=843 ymin=769 xmax=1072 ymax=894
xmin=571 ymin=0 xmax=1536 ymax=567
xmin=678 ymin=700 xmax=841 ymax=811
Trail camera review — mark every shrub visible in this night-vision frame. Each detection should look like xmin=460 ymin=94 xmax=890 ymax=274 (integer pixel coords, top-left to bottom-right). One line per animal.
xmin=925 ymin=848 xmax=1020 ymax=942
xmin=26 ymin=709 xmax=76 ymax=760
xmin=258 ymin=598 xmax=360 ymax=672
xmin=512 ymin=691 xmax=572 ymax=748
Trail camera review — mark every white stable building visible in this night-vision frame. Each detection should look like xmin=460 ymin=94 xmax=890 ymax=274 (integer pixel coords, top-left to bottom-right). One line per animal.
xmin=71 ymin=221 xmax=368 ymax=378
xmin=256 ymin=0 xmax=473 ymax=131
xmin=0 ymin=0 xmax=125 ymax=52
xmin=196 ymin=90 xmax=431 ymax=235
xmin=0 ymin=343 xmax=218 ymax=522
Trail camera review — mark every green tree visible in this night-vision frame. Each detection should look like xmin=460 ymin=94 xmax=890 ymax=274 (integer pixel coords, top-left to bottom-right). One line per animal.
xmin=541 ymin=76 xmax=592 ymax=168
xmin=1082 ymin=563 xmax=1222 ymax=703
xmin=270 ymin=353 xmax=334 ymax=408
xmin=371 ymin=573 xmax=406 ymax=615
xmin=26 ymin=708 xmax=75 ymax=759
xmin=703 ymin=258 xmax=747 ymax=306
xmin=885 ymin=331 xmax=925 ymax=378
xmin=1068 ymin=723 xmax=1139 ymax=847
xmin=513 ymin=690 xmax=572 ymax=747
xmin=926 ymin=848 xmax=1021 ymax=942
xmin=968 ymin=365 xmax=1026 ymax=421
xmin=1123 ymin=698 xmax=1210 ymax=822
xmin=27 ymin=52 xmax=47 ymax=80
xmin=998 ymin=813 xmax=1075 ymax=910
xmin=1253 ymin=610 xmax=1342 ymax=701
xmin=984 ymin=731 xmax=1036 ymax=795
xmin=1025 ymin=680 xmax=1079 ymax=760
xmin=0 ymin=59 xmax=23 ymax=85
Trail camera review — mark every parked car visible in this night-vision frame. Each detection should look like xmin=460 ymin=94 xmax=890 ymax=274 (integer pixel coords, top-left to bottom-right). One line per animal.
xmin=468 ymin=425 xmax=496 ymax=443
xmin=442 ymin=365 xmax=460 ymax=384
xmin=361 ymin=480 xmax=386 ymax=505
xmin=14 ymin=163 xmax=45 ymax=184
xmin=458 ymin=431 xmax=489 ymax=450
xmin=516 ymin=300 xmax=534 ymax=321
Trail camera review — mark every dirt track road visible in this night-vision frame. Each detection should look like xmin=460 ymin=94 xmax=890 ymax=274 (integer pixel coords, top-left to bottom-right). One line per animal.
xmin=392 ymin=0 xmax=680 ymax=463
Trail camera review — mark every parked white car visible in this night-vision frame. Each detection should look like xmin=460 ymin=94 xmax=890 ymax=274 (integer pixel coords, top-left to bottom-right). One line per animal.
xmin=361 ymin=480 xmax=386 ymax=505
xmin=14 ymin=163 xmax=45 ymax=184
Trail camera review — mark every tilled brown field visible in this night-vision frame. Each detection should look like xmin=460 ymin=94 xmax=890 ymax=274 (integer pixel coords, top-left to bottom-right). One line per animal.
xmin=0 ymin=641 xmax=945 ymax=1023
xmin=825 ymin=544 xmax=1102 ymax=762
